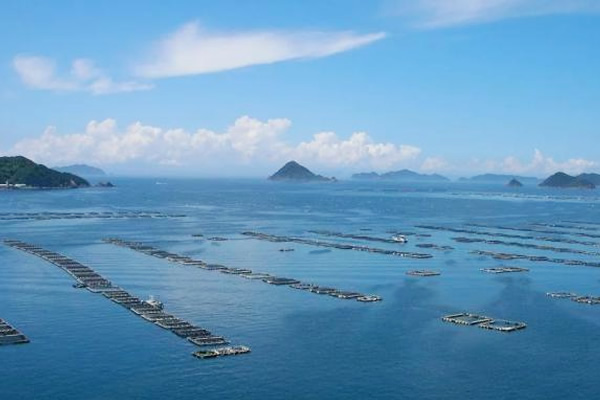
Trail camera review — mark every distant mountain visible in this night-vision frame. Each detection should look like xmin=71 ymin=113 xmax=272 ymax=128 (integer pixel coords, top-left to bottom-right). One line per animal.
xmin=268 ymin=161 xmax=334 ymax=182
xmin=539 ymin=172 xmax=595 ymax=189
xmin=507 ymin=178 xmax=523 ymax=188
xmin=54 ymin=164 xmax=106 ymax=176
xmin=0 ymin=156 xmax=89 ymax=188
xmin=577 ymin=173 xmax=600 ymax=186
xmin=352 ymin=169 xmax=449 ymax=182
xmin=460 ymin=174 xmax=540 ymax=184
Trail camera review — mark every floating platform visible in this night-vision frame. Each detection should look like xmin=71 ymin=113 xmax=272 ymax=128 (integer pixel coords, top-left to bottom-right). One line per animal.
xmin=572 ymin=296 xmax=600 ymax=305
xmin=406 ymin=270 xmax=441 ymax=277
xmin=546 ymin=292 xmax=577 ymax=299
xmin=479 ymin=319 xmax=527 ymax=332
xmin=104 ymin=237 xmax=382 ymax=304
xmin=442 ymin=313 xmax=526 ymax=333
xmin=0 ymin=319 xmax=29 ymax=345
xmin=4 ymin=239 xmax=239 ymax=358
xmin=481 ymin=267 xmax=529 ymax=274
xmin=356 ymin=295 xmax=382 ymax=303
xmin=243 ymin=231 xmax=432 ymax=259
xmin=188 ymin=336 xmax=229 ymax=346
xmin=263 ymin=277 xmax=300 ymax=286
xmin=0 ymin=210 xmax=183 ymax=222
xmin=442 ymin=313 xmax=493 ymax=326
xmin=193 ymin=346 xmax=251 ymax=359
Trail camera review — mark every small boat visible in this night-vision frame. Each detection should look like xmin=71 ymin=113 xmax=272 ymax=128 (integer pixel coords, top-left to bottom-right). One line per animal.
xmin=391 ymin=235 xmax=408 ymax=243
xmin=143 ymin=295 xmax=164 ymax=310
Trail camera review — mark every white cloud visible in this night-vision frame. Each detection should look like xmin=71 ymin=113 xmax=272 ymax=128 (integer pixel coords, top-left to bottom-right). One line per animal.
xmin=9 ymin=116 xmax=420 ymax=172
xmin=388 ymin=0 xmax=600 ymax=28
xmin=13 ymin=55 xmax=153 ymax=95
xmin=420 ymin=156 xmax=447 ymax=172
xmin=500 ymin=149 xmax=597 ymax=175
xmin=135 ymin=22 xmax=386 ymax=78
xmin=291 ymin=131 xmax=421 ymax=169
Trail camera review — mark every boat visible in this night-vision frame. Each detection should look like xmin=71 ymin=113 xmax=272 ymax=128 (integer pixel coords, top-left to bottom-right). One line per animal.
xmin=143 ymin=295 xmax=164 ymax=310
xmin=391 ymin=235 xmax=408 ymax=243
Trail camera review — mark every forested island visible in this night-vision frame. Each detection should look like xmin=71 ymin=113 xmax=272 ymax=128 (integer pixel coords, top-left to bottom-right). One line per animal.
xmin=0 ymin=156 xmax=89 ymax=189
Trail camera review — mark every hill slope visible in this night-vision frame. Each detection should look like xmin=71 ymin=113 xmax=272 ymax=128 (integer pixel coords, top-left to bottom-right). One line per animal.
xmin=269 ymin=161 xmax=333 ymax=182
xmin=55 ymin=164 xmax=106 ymax=176
xmin=0 ymin=156 xmax=89 ymax=188
xmin=539 ymin=172 xmax=595 ymax=189
xmin=353 ymin=169 xmax=449 ymax=182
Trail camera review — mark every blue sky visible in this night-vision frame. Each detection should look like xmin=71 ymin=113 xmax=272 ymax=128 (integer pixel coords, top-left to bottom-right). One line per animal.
xmin=1 ymin=0 xmax=599 ymax=177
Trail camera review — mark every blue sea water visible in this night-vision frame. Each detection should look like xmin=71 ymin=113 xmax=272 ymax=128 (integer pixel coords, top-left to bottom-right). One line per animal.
xmin=1 ymin=179 xmax=599 ymax=399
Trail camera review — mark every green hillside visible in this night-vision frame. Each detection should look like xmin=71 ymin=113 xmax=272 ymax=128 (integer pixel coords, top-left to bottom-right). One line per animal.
xmin=0 ymin=156 xmax=89 ymax=188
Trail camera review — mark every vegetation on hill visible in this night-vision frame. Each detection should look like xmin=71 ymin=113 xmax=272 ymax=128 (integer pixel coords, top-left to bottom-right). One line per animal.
xmin=269 ymin=161 xmax=334 ymax=182
xmin=352 ymin=169 xmax=449 ymax=182
xmin=539 ymin=172 xmax=595 ymax=189
xmin=507 ymin=178 xmax=523 ymax=187
xmin=0 ymin=156 xmax=89 ymax=188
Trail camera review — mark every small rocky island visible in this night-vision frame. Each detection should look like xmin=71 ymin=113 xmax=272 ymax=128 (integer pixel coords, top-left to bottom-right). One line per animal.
xmin=539 ymin=172 xmax=596 ymax=189
xmin=269 ymin=161 xmax=335 ymax=182
xmin=0 ymin=156 xmax=89 ymax=189
xmin=507 ymin=178 xmax=523 ymax=187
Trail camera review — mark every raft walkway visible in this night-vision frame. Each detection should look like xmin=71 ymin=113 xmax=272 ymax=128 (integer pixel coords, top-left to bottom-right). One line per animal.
xmin=417 ymin=225 xmax=600 ymax=248
xmin=242 ymin=231 xmax=432 ymax=259
xmin=442 ymin=313 xmax=526 ymax=332
xmin=471 ymin=249 xmax=600 ymax=268
xmin=3 ymin=239 xmax=243 ymax=358
xmin=0 ymin=211 xmax=185 ymax=222
xmin=0 ymin=319 xmax=29 ymax=345
xmin=452 ymin=236 xmax=600 ymax=257
xmin=103 ymin=237 xmax=382 ymax=303
xmin=547 ymin=292 xmax=600 ymax=305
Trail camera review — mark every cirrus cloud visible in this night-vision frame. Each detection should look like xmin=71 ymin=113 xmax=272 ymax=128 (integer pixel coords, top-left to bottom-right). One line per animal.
xmin=135 ymin=21 xmax=386 ymax=78
xmin=387 ymin=0 xmax=600 ymax=28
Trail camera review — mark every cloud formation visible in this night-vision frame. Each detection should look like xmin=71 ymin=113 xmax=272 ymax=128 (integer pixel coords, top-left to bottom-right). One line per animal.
xmin=135 ymin=22 xmax=386 ymax=78
xmin=13 ymin=55 xmax=153 ymax=95
xmin=9 ymin=116 xmax=420 ymax=171
xmin=454 ymin=149 xmax=597 ymax=176
xmin=389 ymin=0 xmax=600 ymax=28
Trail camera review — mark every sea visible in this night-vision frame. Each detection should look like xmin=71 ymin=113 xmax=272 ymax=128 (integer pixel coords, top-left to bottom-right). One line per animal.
xmin=1 ymin=178 xmax=599 ymax=399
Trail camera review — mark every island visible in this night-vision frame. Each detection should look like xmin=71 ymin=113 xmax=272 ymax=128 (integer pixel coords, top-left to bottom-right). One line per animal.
xmin=0 ymin=156 xmax=89 ymax=189
xmin=54 ymin=164 xmax=106 ymax=177
xmin=577 ymin=173 xmax=600 ymax=186
xmin=352 ymin=169 xmax=449 ymax=182
xmin=268 ymin=161 xmax=335 ymax=182
xmin=507 ymin=178 xmax=523 ymax=188
xmin=459 ymin=174 xmax=539 ymax=184
xmin=539 ymin=172 xmax=596 ymax=189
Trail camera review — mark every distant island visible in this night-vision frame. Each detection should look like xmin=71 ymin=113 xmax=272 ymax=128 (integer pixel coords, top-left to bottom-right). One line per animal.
xmin=507 ymin=178 xmax=523 ymax=188
xmin=539 ymin=172 xmax=596 ymax=189
xmin=269 ymin=161 xmax=335 ymax=182
xmin=352 ymin=169 xmax=449 ymax=182
xmin=459 ymin=174 xmax=540 ymax=184
xmin=0 ymin=156 xmax=89 ymax=189
xmin=54 ymin=164 xmax=106 ymax=176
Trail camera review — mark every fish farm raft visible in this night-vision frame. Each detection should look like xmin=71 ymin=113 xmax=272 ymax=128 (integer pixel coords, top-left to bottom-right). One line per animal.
xmin=442 ymin=313 xmax=527 ymax=332
xmin=103 ymin=238 xmax=382 ymax=303
xmin=3 ymin=239 xmax=248 ymax=359
xmin=0 ymin=319 xmax=29 ymax=345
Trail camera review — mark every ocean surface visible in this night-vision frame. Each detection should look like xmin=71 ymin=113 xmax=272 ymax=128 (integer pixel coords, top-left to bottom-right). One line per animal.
xmin=1 ymin=178 xmax=599 ymax=399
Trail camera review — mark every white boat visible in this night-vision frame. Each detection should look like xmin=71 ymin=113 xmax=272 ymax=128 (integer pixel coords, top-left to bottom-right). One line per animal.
xmin=391 ymin=235 xmax=408 ymax=243
xmin=144 ymin=295 xmax=164 ymax=310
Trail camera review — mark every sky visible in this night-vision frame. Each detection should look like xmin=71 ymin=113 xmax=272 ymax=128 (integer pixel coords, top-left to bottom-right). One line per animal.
xmin=0 ymin=0 xmax=599 ymax=178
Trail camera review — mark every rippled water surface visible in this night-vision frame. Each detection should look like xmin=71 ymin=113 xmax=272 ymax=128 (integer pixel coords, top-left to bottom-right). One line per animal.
xmin=1 ymin=179 xmax=599 ymax=399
